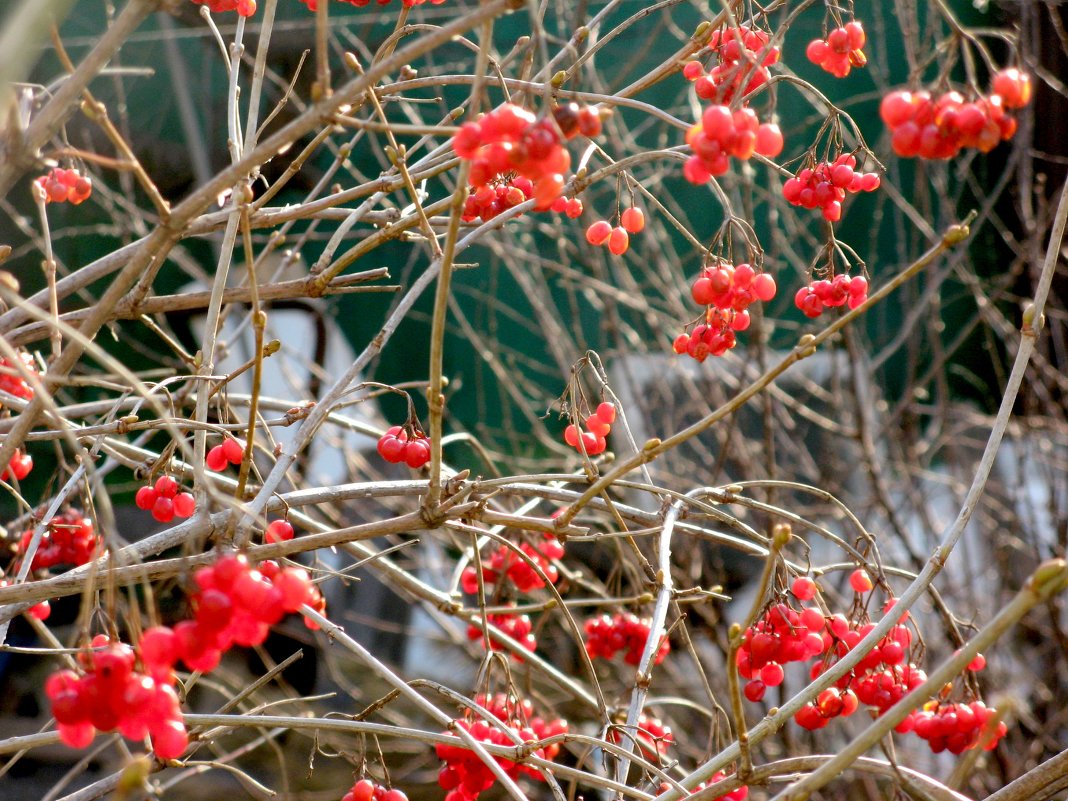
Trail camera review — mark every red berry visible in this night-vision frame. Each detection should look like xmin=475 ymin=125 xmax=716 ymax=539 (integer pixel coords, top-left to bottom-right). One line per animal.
xmin=151 ymin=496 xmax=175 ymax=523
xmin=620 ymin=207 xmax=645 ymax=234
xmin=173 ymin=492 xmax=196 ymax=518
xmin=404 ymin=438 xmax=431 ymax=468
xmin=135 ymin=486 xmax=158 ymax=510
xmin=586 ymin=220 xmax=612 ymax=245
xmin=607 ymin=227 xmax=630 ymax=255
xmin=266 ymin=519 xmax=295 ymax=543
xmin=791 ymin=576 xmax=818 ymax=601
xmin=595 ymin=401 xmax=617 ymax=424
xmin=206 ymin=445 xmax=228 ymax=471
xmin=154 ymin=475 xmax=179 ymax=498
xmin=849 ymin=568 xmax=873 ymax=593
xmin=222 ymin=437 xmax=245 ymax=464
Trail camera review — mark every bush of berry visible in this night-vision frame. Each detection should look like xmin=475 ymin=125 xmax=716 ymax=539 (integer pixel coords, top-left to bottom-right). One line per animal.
xmin=0 ymin=1 xmax=1065 ymax=800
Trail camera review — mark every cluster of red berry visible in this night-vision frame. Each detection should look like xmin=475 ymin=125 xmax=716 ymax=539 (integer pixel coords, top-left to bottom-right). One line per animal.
xmin=436 ymin=693 xmax=567 ymax=801
xmin=737 ymin=601 xmax=830 ymax=702
xmin=300 ymin=0 xmax=445 ymax=8
xmin=683 ymin=24 xmax=780 ymax=104
xmin=0 ymin=353 xmax=36 ymax=402
xmin=550 ymin=195 xmax=585 ymax=219
xmin=805 ymin=21 xmax=867 ymax=78
xmin=466 ymin=609 xmax=536 ymax=656
xmin=585 ymin=208 xmax=645 ymax=256
xmin=904 ymin=699 xmax=1007 ymax=754
xmin=683 ymin=105 xmax=784 ymax=183
xmin=658 ymin=773 xmax=749 ymax=801
xmin=1 ymin=449 xmax=33 ymax=482
xmin=453 ymin=104 xmax=571 ymax=211
xmin=607 ymin=713 xmax=673 ymax=759
xmin=0 ymin=576 xmax=51 ymax=619
xmin=880 ymin=69 xmax=1031 ymax=160
xmin=550 ymin=102 xmax=603 ymax=140
xmin=143 ymin=553 xmax=325 ymax=675
xmin=135 ymin=475 xmax=197 ymax=524
xmin=34 ymin=168 xmax=92 ymax=205
xmin=190 ymin=0 xmax=256 ymax=16
xmin=674 ymin=262 xmax=776 ymax=361
xmin=341 ymin=779 xmax=409 ymax=801
xmin=47 ymin=636 xmax=188 ymax=758
xmin=782 ymin=154 xmax=881 ymax=222
xmin=461 ymin=532 xmax=564 ymax=594
xmin=376 ymin=425 xmax=432 ymax=468
xmin=563 ymin=401 xmax=616 ymax=456
xmin=799 ymin=614 xmax=920 ymax=729
xmin=206 ymin=436 xmax=246 ymax=471
xmin=462 ymin=176 xmax=533 ymax=222
xmin=794 ymin=274 xmax=869 ymax=317
xmin=16 ymin=510 xmax=98 ymax=571
xmin=584 ymin=612 xmax=670 ymax=666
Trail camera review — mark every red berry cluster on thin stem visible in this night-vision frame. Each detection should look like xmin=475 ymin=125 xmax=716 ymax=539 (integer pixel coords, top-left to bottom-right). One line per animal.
xmin=300 ymin=0 xmax=444 ymax=9
xmin=674 ymin=262 xmax=776 ymax=361
xmin=737 ymin=599 xmax=830 ymax=703
xmin=585 ymin=208 xmax=645 ymax=256
xmin=0 ymin=352 xmax=36 ymax=402
xmin=684 ymin=105 xmax=784 ymax=183
xmin=0 ymin=575 xmax=51 ymax=619
xmin=1 ymin=448 xmax=33 ymax=482
xmin=342 ymin=779 xmax=409 ymax=801
xmin=466 ymin=608 xmax=537 ymax=657
xmin=550 ymin=195 xmax=584 ymax=219
xmin=658 ymin=773 xmax=748 ymax=801
xmin=139 ymin=552 xmax=326 ymax=677
xmin=463 ymin=175 xmax=534 ymax=222
xmin=782 ymin=154 xmax=880 ymax=222
xmin=461 ymin=532 xmax=564 ymax=594
xmin=794 ymin=273 xmax=868 ymax=317
xmin=190 ymin=0 xmax=256 ymax=14
xmin=806 ymin=21 xmax=867 ymax=78
xmin=17 ymin=509 xmax=98 ymax=571
xmin=904 ymin=699 xmax=1007 ymax=754
xmin=436 ymin=693 xmax=567 ymax=801
xmin=685 ymin=24 xmax=780 ymax=104
xmin=34 ymin=168 xmax=92 ymax=205
xmin=47 ymin=635 xmax=188 ymax=758
xmin=584 ymin=612 xmax=670 ymax=666
xmin=880 ymin=69 xmax=1031 ymax=160
xmin=453 ymin=104 xmax=572 ymax=211
xmin=377 ymin=425 xmax=432 ymax=468
xmin=135 ymin=475 xmax=197 ymax=524
xmin=563 ymin=401 xmax=616 ymax=456
xmin=206 ymin=436 xmax=246 ymax=471
xmin=606 ymin=713 xmax=673 ymax=759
